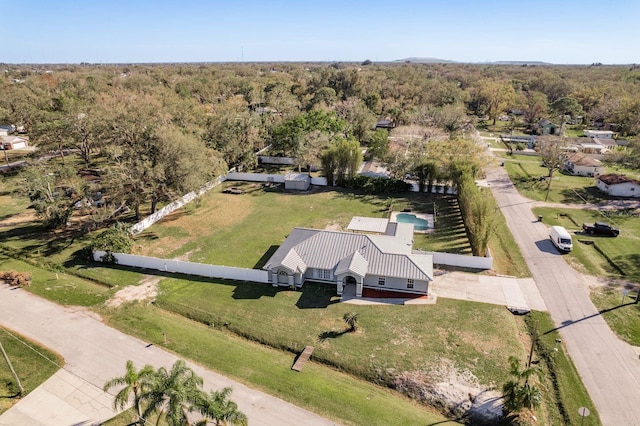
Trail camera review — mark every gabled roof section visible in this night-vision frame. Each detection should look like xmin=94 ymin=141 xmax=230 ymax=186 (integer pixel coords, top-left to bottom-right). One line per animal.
xmin=597 ymin=174 xmax=640 ymax=185
xmin=566 ymin=153 xmax=601 ymax=167
xmin=264 ymin=226 xmax=432 ymax=281
xmin=281 ymin=249 xmax=307 ymax=274
xmin=335 ymin=251 xmax=369 ymax=277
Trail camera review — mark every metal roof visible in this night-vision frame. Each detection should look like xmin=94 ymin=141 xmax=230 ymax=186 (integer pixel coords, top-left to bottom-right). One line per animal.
xmin=335 ymin=251 xmax=369 ymax=277
xmin=347 ymin=216 xmax=389 ymax=234
xmin=264 ymin=227 xmax=432 ymax=281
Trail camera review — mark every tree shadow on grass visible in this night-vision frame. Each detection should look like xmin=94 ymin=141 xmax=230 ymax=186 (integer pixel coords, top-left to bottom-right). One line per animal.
xmin=295 ymin=283 xmax=341 ymax=309
xmin=317 ymin=329 xmax=349 ymax=343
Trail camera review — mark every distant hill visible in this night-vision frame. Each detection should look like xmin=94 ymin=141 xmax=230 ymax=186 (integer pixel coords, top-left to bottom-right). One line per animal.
xmin=395 ymin=57 xmax=457 ymax=64
xmin=489 ymin=60 xmax=552 ymax=65
xmin=395 ymin=58 xmax=553 ymax=65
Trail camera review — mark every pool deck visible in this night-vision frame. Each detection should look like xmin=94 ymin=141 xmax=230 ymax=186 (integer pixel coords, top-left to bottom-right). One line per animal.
xmin=389 ymin=211 xmax=434 ymax=233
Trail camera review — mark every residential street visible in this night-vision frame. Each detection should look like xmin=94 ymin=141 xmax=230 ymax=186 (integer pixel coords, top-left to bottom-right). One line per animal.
xmin=486 ymin=164 xmax=640 ymax=425
xmin=0 ymin=286 xmax=336 ymax=426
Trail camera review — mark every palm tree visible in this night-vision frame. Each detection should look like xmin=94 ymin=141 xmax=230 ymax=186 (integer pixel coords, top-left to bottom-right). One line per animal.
xmin=196 ymin=387 xmax=248 ymax=426
xmin=502 ymin=356 xmax=543 ymax=413
xmin=103 ymin=360 xmax=156 ymax=425
xmin=343 ymin=312 xmax=359 ymax=332
xmin=143 ymin=360 xmax=205 ymax=426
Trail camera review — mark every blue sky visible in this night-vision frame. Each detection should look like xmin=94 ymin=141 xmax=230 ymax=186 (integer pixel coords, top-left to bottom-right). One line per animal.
xmin=5 ymin=0 xmax=639 ymax=64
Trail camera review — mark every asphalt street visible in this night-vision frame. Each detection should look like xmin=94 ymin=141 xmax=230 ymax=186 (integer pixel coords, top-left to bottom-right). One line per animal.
xmin=0 ymin=285 xmax=337 ymax=426
xmin=486 ymin=164 xmax=640 ymax=425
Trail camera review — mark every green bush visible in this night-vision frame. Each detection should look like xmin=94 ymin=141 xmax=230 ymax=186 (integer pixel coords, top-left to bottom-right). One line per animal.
xmin=88 ymin=223 xmax=133 ymax=262
xmin=343 ymin=176 xmax=410 ymax=193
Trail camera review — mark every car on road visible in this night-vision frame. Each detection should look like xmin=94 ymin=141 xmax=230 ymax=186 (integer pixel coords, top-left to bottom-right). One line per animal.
xmin=582 ymin=222 xmax=620 ymax=237
xmin=549 ymin=225 xmax=573 ymax=252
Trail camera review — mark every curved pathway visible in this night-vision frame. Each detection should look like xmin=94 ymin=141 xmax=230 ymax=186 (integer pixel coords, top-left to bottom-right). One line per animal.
xmin=0 ymin=286 xmax=336 ymax=426
xmin=486 ymin=164 xmax=640 ymax=425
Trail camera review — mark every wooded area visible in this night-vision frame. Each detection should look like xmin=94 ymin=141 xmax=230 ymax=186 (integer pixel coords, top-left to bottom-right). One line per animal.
xmin=2 ymin=62 xmax=639 ymax=231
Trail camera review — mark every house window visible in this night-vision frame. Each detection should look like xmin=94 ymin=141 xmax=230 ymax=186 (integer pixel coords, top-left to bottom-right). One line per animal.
xmin=315 ymin=269 xmax=332 ymax=280
xmin=407 ymin=279 xmax=414 ymax=289
xmin=378 ymin=276 xmax=386 ymax=286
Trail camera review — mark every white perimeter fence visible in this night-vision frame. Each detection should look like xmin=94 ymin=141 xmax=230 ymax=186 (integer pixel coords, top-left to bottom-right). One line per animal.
xmin=130 ymin=175 xmax=226 ymax=235
xmin=417 ymin=250 xmax=493 ymax=270
xmin=93 ymin=251 xmax=269 ymax=283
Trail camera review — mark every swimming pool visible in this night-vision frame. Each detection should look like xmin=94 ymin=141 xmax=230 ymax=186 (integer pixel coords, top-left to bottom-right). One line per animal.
xmin=395 ymin=213 xmax=430 ymax=231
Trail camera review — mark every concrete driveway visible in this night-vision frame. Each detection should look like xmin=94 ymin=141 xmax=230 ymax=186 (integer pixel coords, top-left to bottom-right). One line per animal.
xmin=0 ymin=286 xmax=336 ymax=426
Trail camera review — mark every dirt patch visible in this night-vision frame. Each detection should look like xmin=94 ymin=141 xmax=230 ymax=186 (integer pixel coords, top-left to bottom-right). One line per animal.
xmin=0 ymin=210 xmax=37 ymax=227
xmin=392 ymin=359 xmax=503 ymax=425
xmin=106 ymin=275 xmax=161 ymax=308
xmin=324 ymin=221 xmax=343 ymax=231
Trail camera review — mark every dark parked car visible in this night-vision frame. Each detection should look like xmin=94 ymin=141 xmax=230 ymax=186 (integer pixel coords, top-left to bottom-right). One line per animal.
xmin=582 ymin=222 xmax=620 ymax=237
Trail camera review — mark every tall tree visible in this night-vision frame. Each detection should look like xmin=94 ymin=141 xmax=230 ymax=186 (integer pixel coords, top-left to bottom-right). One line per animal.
xmin=103 ymin=360 xmax=156 ymax=425
xmin=536 ymin=137 xmax=568 ymax=201
xmin=321 ymin=138 xmax=362 ymax=186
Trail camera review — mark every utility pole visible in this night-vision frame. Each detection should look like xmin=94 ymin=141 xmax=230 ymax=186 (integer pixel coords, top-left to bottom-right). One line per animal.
xmin=0 ymin=340 xmax=24 ymax=395
xmin=527 ymin=320 xmax=539 ymax=369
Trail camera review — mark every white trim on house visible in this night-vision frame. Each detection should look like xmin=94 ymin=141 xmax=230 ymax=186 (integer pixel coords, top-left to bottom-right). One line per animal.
xmin=264 ymin=222 xmax=432 ymax=297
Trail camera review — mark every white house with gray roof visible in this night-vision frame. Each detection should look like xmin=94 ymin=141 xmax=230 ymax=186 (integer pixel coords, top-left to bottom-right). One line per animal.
xmin=263 ymin=222 xmax=433 ymax=297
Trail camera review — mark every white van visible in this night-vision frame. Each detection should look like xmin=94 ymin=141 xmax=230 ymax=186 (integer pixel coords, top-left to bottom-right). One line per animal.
xmin=549 ymin=226 xmax=573 ymax=252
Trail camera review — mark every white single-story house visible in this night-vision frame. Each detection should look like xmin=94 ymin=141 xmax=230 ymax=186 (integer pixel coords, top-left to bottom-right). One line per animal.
xmin=1 ymin=135 xmax=28 ymax=150
xmin=564 ymin=153 xmax=603 ymax=177
xmin=596 ymin=174 xmax=640 ymax=198
xmin=284 ymin=172 xmax=311 ymax=191
xmin=263 ymin=221 xmax=433 ymax=298
xmin=584 ymin=130 xmax=614 ymax=139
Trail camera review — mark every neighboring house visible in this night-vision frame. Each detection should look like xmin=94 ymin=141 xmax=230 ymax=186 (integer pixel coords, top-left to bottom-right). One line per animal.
xmin=578 ymin=140 xmax=607 ymax=154
xmin=0 ymin=125 xmax=14 ymax=136
xmin=564 ymin=153 xmax=603 ymax=177
xmin=1 ymin=135 xmax=28 ymax=150
xmin=284 ymin=172 xmax=311 ymax=191
xmin=596 ymin=174 xmax=640 ymax=198
xmin=584 ymin=129 xmax=614 ymax=139
xmin=537 ymin=119 xmax=559 ymax=135
xmin=263 ymin=221 xmax=433 ymax=297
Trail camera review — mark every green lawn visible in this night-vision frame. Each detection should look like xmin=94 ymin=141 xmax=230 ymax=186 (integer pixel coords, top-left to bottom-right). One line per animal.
xmin=100 ymin=303 xmax=459 ymax=426
xmin=590 ymin=286 xmax=640 ymax=346
xmin=136 ymin=184 xmax=474 ymax=266
xmin=531 ymin=207 xmax=640 ymax=282
xmin=0 ymin=252 xmax=113 ymax=306
xmin=154 ymin=278 xmax=525 ymax=387
xmin=528 ymin=312 xmax=601 ymax=426
xmin=0 ymin=327 xmax=63 ymax=414
xmin=502 ymin=155 xmax=603 ymax=204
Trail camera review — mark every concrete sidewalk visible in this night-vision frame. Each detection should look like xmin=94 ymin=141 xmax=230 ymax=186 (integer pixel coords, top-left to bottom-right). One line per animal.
xmin=0 ymin=286 xmax=336 ymax=426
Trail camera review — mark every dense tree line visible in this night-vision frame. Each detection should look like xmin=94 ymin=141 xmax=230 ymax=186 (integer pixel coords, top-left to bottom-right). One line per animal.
xmin=1 ymin=62 xmax=638 ymax=230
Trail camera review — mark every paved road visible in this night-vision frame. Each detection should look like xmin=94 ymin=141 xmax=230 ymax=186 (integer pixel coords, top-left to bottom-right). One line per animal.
xmin=0 ymin=286 xmax=336 ymax=426
xmin=486 ymin=165 xmax=640 ymax=425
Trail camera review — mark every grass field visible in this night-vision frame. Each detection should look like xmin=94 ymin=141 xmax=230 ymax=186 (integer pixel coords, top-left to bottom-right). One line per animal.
xmin=501 ymin=154 xmax=604 ymax=204
xmin=531 ymin=207 xmax=640 ymax=282
xmin=154 ymin=278 xmax=525 ymax=387
xmin=99 ymin=302 xmax=459 ymax=426
xmin=0 ymin=327 xmax=62 ymax=414
xmin=135 ymin=183 xmax=475 ymax=266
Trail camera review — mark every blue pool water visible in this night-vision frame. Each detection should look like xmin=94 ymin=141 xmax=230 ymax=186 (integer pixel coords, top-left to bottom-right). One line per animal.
xmin=396 ymin=213 xmax=430 ymax=231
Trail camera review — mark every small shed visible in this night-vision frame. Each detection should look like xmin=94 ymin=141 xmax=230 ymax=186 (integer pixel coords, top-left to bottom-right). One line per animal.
xmin=284 ymin=173 xmax=311 ymax=191
xmin=1 ymin=136 xmax=28 ymax=150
